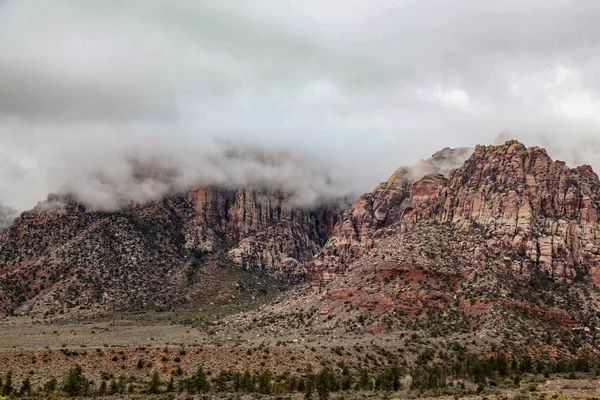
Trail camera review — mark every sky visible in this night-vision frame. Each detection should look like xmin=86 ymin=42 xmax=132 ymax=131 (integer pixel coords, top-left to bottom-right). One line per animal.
xmin=1 ymin=0 xmax=600 ymax=212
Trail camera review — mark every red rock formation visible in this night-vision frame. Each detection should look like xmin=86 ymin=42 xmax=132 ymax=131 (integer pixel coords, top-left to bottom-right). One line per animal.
xmin=0 ymin=186 xmax=342 ymax=315
xmin=408 ymin=173 xmax=447 ymax=210
xmin=410 ymin=140 xmax=600 ymax=285
xmin=307 ymin=147 xmax=470 ymax=287
xmin=309 ymin=140 xmax=600 ymax=288
xmin=277 ymin=140 xmax=600 ymax=352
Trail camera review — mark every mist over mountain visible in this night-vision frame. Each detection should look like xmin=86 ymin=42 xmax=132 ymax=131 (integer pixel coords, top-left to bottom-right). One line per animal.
xmin=33 ymin=139 xmax=358 ymax=211
xmin=2 ymin=1 xmax=600 ymax=213
xmin=0 ymin=204 xmax=16 ymax=233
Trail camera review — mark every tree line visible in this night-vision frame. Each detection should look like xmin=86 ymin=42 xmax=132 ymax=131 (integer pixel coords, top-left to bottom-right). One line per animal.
xmin=0 ymin=353 xmax=597 ymax=399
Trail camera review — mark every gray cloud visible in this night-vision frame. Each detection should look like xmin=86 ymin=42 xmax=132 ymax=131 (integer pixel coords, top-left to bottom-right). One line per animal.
xmin=1 ymin=0 xmax=600 ymax=212
xmin=0 ymin=204 xmax=16 ymax=233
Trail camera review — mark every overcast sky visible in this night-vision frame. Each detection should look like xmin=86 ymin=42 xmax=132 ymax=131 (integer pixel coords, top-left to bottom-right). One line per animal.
xmin=1 ymin=0 xmax=600 ymax=211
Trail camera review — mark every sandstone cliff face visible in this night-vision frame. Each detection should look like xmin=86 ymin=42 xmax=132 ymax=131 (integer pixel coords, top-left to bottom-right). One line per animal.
xmin=309 ymin=141 xmax=600 ymax=288
xmin=183 ymin=186 xmax=341 ymax=279
xmin=184 ymin=186 xmax=338 ymax=251
xmin=410 ymin=140 xmax=600 ymax=286
xmin=307 ymin=147 xmax=471 ymax=287
xmin=0 ymin=186 xmax=342 ymax=316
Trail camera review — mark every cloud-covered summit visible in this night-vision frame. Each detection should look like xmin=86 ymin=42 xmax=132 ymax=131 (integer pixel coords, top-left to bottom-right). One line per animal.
xmin=1 ymin=0 xmax=600 ymax=211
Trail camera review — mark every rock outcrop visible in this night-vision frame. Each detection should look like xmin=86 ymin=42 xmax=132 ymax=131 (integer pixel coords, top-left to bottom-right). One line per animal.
xmin=307 ymin=147 xmax=471 ymax=287
xmin=0 ymin=186 xmax=342 ymax=316
xmin=308 ymin=141 xmax=600 ymax=288
xmin=410 ymin=140 xmax=600 ymax=286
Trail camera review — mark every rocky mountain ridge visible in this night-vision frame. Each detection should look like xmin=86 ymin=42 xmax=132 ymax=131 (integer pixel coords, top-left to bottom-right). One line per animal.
xmin=5 ymin=136 xmax=600 ymax=354
xmin=308 ymin=141 xmax=600 ymax=288
xmin=307 ymin=146 xmax=472 ymax=286
xmin=408 ymin=141 xmax=600 ymax=285
xmin=0 ymin=146 xmax=470 ymax=317
xmin=0 ymin=186 xmax=342 ymax=316
xmin=234 ymin=140 xmax=600 ymax=357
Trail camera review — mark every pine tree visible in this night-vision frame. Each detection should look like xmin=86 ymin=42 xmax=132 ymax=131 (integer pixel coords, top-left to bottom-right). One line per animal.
xmin=357 ymin=369 xmax=371 ymax=391
xmin=166 ymin=377 xmax=174 ymax=392
xmin=63 ymin=365 xmax=87 ymax=397
xmin=117 ymin=375 xmax=127 ymax=394
xmin=1 ymin=371 xmax=13 ymax=396
xmin=391 ymin=365 xmax=402 ymax=391
xmin=232 ymin=371 xmax=242 ymax=392
xmin=314 ymin=367 xmax=332 ymax=400
xmin=341 ymin=365 xmax=353 ymax=391
xmin=240 ymin=370 xmax=253 ymax=392
xmin=189 ymin=366 xmax=210 ymax=393
xmin=109 ymin=379 xmax=118 ymax=395
xmin=304 ymin=374 xmax=314 ymax=400
xmin=19 ymin=377 xmax=32 ymax=397
xmin=82 ymin=379 xmax=91 ymax=397
xmin=258 ymin=369 xmax=273 ymax=394
xmin=43 ymin=378 xmax=58 ymax=396
xmin=497 ymin=354 xmax=508 ymax=376
xmin=98 ymin=380 xmax=107 ymax=396
xmin=215 ymin=370 xmax=230 ymax=393
xmin=286 ymin=374 xmax=298 ymax=393
xmin=148 ymin=372 xmax=161 ymax=394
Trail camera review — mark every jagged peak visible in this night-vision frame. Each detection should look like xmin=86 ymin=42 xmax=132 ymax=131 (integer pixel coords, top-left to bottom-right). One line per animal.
xmin=455 ymin=140 xmax=585 ymax=182
xmin=429 ymin=146 xmax=473 ymax=161
xmin=574 ymin=164 xmax=599 ymax=179
xmin=473 ymin=139 xmax=542 ymax=158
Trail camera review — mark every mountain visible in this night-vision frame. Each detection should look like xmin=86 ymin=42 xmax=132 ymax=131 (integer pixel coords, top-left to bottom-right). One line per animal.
xmin=0 ymin=147 xmax=470 ymax=318
xmin=237 ymin=140 xmax=600 ymax=358
xmin=2 ymin=140 xmax=600 ymax=397
xmin=5 ymin=138 xmax=600 ymax=361
xmin=307 ymin=146 xmax=472 ymax=286
xmin=0 ymin=187 xmax=343 ymax=316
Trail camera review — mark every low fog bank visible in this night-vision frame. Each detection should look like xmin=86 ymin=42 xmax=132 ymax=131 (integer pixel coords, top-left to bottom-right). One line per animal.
xmin=1 ymin=134 xmax=364 ymax=212
xmin=2 ymin=1 xmax=600 ymax=214
xmin=4 ymin=129 xmax=600 ymax=216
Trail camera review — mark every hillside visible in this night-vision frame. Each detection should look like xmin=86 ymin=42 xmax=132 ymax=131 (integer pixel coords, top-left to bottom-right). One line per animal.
xmin=235 ymin=140 xmax=600 ymax=359
xmin=0 ymin=187 xmax=342 ymax=316
xmin=3 ymin=139 xmax=600 ymax=357
xmin=0 ymin=147 xmax=468 ymax=317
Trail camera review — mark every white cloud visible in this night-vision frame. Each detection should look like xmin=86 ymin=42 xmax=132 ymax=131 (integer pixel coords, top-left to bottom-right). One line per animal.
xmin=433 ymin=87 xmax=471 ymax=109
xmin=1 ymin=0 xmax=600 ymax=211
xmin=297 ymin=80 xmax=346 ymax=105
xmin=548 ymin=90 xmax=600 ymax=121
xmin=543 ymin=66 xmax=581 ymax=90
